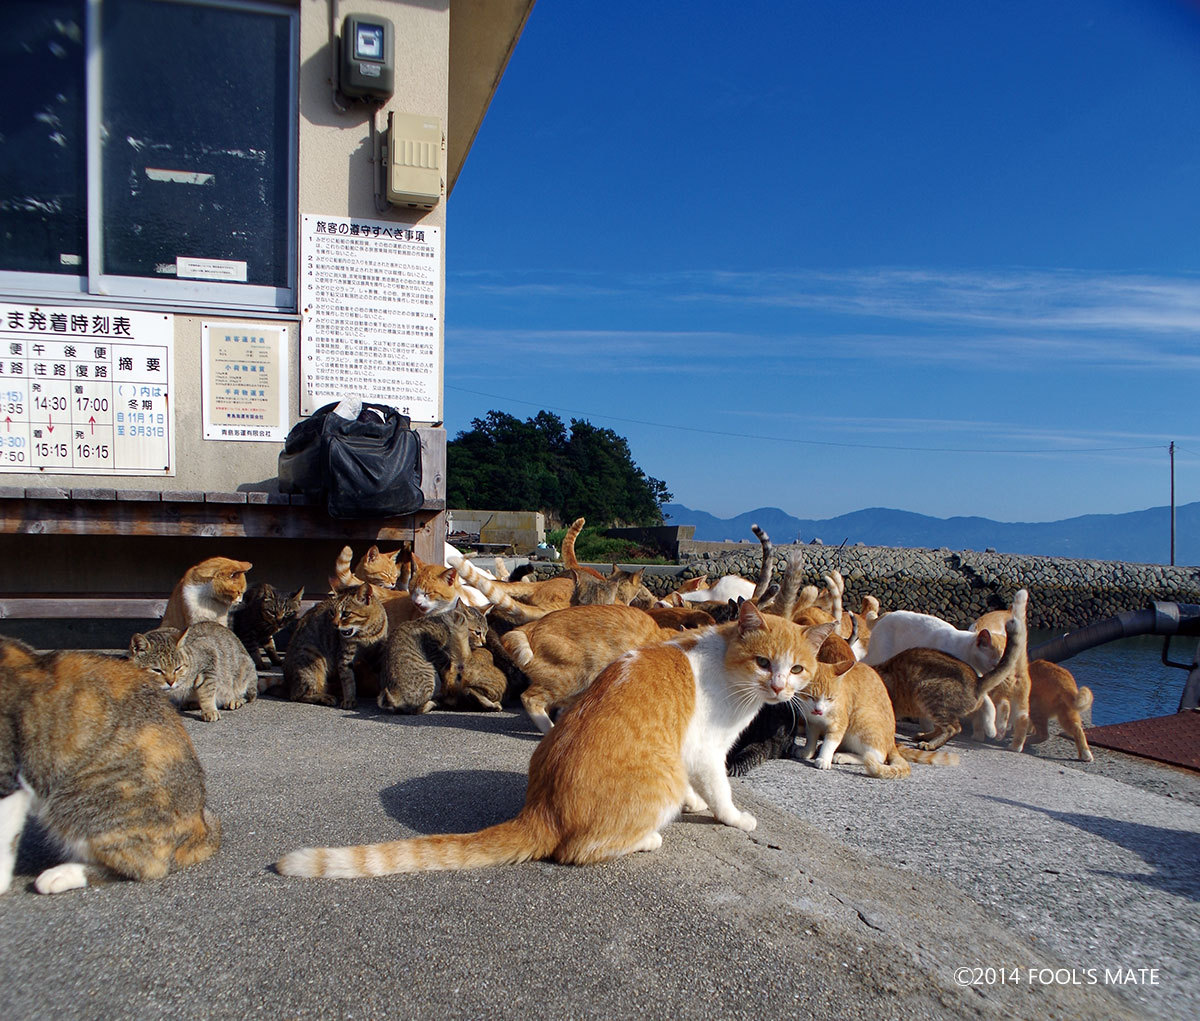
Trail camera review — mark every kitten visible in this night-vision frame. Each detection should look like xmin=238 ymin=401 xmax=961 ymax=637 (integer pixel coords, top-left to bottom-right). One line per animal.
xmin=275 ymin=601 xmax=813 ymax=879
xmin=230 ymin=582 xmax=305 ymax=670
xmin=972 ymin=603 xmax=1035 ymax=751
xmin=129 ymin=621 xmax=259 ymax=722
xmin=864 ymin=608 xmax=1003 ymax=675
xmin=500 ymin=604 xmax=678 ymax=733
xmin=160 ymin=556 xmax=252 ymax=630
xmin=283 ymin=584 xmax=388 ymax=709
xmin=1027 ymin=659 xmax=1094 ymax=762
xmin=0 ymin=637 xmax=220 ymax=895
xmin=378 ymin=604 xmax=489 ymax=714
xmin=796 ymin=633 xmax=958 ymax=777
xmin=874 ymin=591 xmax=1027 ymax=751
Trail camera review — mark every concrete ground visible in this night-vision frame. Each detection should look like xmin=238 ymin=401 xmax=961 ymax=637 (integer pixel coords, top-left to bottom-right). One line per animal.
xmin=1 ymin=688 xmax=1195 ymax=1021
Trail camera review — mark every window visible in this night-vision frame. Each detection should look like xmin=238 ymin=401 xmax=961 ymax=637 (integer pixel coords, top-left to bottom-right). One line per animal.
xmin=0 ymin=0 xmax=298 ymax=313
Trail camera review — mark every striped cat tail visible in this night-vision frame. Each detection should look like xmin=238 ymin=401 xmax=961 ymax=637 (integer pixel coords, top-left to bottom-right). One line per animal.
xmin=331 ymin=546 xmax=356 ymax=590
xmin=563 ymin=517 xmax=605 ymax=580
xmin=275 ymin=813 xmax=555 ymax=879
xmin=453 ymin=559 xmax=555 ymax=623
xmin=897 ymin=745 xmax=960 ymax=767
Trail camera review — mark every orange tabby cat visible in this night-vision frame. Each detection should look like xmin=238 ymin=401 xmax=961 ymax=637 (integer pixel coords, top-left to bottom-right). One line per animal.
xmin=275 ymin=601 xmax=815 ymax=879
xmin=160 ymin=557 xmax=252 ymax=630
xmin=796 ymin=633 xmax=959 ymax=777
xmin=972 ymin=600 xmax=1034 ymax=751
xmin=500 ymin=604 xmax=678 ymax=733
xmin=449 ymin=558 xmax=576 ymax=624
xmin=1027 ymin=659 xmax=1094 ymax=762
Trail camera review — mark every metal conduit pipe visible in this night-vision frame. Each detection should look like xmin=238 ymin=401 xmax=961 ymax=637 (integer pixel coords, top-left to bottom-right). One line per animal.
xmin=1028 ymin=601 xmax=1200 ymax=664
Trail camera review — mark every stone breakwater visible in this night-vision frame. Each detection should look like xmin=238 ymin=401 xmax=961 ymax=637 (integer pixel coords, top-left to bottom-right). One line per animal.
xmin=530 ymin=545 xmax=1200 ymax=629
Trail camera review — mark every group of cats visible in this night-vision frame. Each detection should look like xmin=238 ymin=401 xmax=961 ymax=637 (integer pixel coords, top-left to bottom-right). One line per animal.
xmin=0 ymin=520 xmax=1094 ymax=895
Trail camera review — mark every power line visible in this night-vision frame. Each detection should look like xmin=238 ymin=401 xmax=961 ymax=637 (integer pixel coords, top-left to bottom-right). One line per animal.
xmin=445 ymin=384 xmax=1166 ymax=457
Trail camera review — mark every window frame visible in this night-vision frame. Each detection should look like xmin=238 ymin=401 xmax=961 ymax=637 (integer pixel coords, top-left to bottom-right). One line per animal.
xmin=0 ymin=0 xmax=299 ymax=316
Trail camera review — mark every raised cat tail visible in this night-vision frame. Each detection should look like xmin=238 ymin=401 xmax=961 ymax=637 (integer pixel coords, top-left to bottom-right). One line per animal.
xmin=1075 ymin=686 xmax=1094 ymax=712
xmin=975 ymin=589 xmax=1029 ymax=702
xmin=275 ymin=812 xmax=555 ymax=879
xmin=563 ymin=517 xmax=605 ymax=580
xmin=749 ymin=523 xmax=774 ymax=601
xmin=331 ymin=546 xmax=356 ymax=590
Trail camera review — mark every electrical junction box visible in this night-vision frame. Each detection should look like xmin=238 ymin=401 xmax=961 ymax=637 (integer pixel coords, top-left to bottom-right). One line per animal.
xmin=340 ymin=14 xmax=394 ymax=100
xmin=385 ymin=111 xmax=444 ymax=208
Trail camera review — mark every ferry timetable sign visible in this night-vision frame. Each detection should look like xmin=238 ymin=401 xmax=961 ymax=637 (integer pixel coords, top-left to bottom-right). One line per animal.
xmin=0 ymin=303 xmax=175 ymax=475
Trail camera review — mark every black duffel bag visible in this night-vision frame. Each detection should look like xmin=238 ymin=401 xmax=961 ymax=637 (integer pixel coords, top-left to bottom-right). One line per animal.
xmin=277 ymin=401 xmax=423 ymax=519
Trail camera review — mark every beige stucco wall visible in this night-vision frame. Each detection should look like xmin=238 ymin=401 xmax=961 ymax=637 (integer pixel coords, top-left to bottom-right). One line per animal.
xmin=0 ymin=0 xmax=449 ymax=495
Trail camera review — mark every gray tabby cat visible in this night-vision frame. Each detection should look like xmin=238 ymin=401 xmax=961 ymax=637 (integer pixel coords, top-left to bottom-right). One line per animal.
xmin=230 ymin=582 xmax=305 ymax=669
xmin=284 ymin=584 xmax=388 ymax=709
xmin=129 ymin=621 xmax=258 ymax=722
xmin=0 ymin=637 xmax=220 ymax=895
xmin=378 ymin=604 xmax=489 ymax=713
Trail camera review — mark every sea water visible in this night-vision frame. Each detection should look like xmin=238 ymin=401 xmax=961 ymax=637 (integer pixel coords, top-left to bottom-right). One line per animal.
xmin=1029 ymin=630 xmax=1193 ymax=727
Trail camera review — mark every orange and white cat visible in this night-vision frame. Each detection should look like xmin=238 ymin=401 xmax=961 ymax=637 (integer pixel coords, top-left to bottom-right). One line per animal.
xmin=160 ymin=557 xmax=252 ymax=630
xmin=796 ymin=633 xmax=959 ymax=778
xmin=275 ymin=601 xmax=816 ymax=878
xmin=972 ymin=600 xmax=1035 ymax=751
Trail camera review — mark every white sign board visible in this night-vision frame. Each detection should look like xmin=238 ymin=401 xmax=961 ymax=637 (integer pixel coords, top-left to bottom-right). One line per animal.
xmin=299 ymin=215 xmax=441 ymax=420
xmin=0 ymin=304 xmax=174 ymax=475
xmin=201 ymin=322 xmax=288 ymax=442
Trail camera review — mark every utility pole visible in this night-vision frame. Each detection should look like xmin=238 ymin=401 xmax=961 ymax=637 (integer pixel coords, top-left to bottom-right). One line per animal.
xmin=1170 ymin=441 xmax=1176 ymax=566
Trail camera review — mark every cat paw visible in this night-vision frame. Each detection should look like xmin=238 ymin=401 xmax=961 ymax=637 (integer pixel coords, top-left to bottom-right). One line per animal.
xmin=228 ymin=699 xmax=245 ymax=710
xmin=729 ymin=811 xmax=757 ymax=832
xmin=1081 ymin=750 xmax=1094 ymax=763
xmin=35 ymin=863 xmax=88 ymax=894
xmin=339 ymin=699 xmax=358 ymax=711
xmin=813 ymin=758 xmax=832 ymax=770
xmin=201 ymin=709 xmax=220 ymax=722
xmin=682 ymin=791 xmax=708 ymax=813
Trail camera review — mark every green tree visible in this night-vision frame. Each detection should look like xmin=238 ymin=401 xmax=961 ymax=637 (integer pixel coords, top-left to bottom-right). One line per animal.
xmin=447 ymin=411 xmax=671 ymax=526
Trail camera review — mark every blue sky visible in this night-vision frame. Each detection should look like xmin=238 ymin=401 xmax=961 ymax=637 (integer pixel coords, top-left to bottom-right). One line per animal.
xmin=443 ymin=0 xmax=1200 ymax=523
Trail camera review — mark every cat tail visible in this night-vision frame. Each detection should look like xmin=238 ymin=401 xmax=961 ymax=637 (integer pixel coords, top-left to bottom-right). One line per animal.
xmin=1075 ymin=686 xmax=1094 ymax=712
xmin=771 ymin=550 xmax=804 ymax=619
xmin=452 ymin=559 xmax=556 ymax=623
xmin=331 ymin=546 xmax=356 ymax=590
xmin=863 ymin=747 xmax=913 ymax=779
xmin=174 ymin=808 xmax=222 ymax=869
xmin=563 ymin=517 xmax=606 ymax=580
xmin=896 ymin=745 xmax=960 ymax=768
xmin=976 ymin=588 xmax=1029 ymax=701
xmin=749 ymin=523 xmax=774 ymax=601
xmin=500 ymin=630 xmax=535 ymax=669
xmin=275 ymin=812 xmax=556 ymax=879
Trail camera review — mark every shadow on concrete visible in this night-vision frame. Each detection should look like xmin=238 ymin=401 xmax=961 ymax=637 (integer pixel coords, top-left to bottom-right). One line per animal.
xmin=979 ymin=794 xmax=1200 ymax=902
xmin=380 ymin=769 xmax=527 ymax=834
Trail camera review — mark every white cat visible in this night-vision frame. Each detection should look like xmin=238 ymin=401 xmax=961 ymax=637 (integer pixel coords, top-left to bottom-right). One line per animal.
xmin=863 ymin=610 xmax=1003 ymax=673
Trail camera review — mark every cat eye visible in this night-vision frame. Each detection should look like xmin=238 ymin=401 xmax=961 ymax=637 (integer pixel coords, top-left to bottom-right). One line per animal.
xmin=755 ymin=656 xmax=770 ymax=669
xmin=790 ymin=664 xmax=805 ymax=674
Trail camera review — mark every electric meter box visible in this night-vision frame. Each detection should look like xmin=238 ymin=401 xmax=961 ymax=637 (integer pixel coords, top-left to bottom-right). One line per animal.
xmin=385 ymin=111 xmax=444 ymax=208
xmin=340 ymin=14 xmax=394 ymax=100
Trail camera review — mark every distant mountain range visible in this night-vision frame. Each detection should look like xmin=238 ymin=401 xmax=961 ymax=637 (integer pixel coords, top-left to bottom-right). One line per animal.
xmin=662 ymin=502 xmax=1200 ymax=566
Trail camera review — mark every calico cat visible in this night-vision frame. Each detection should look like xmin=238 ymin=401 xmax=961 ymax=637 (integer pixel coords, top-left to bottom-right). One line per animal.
xmin=796 ymin=633 xmax=959 ymax=778
xmin=1027 ymin=659 xmax=1094 ymax=762
xmin=283 ymin=584 xmax=388 ymax=709
xmin=500 ymin=604 xmax=678 ymax=733
xmin=230 ymin=582 xmax=305 ymax=669
xmin=129 ymin=621 xmax=259 ymax=722
xmin=864 ymin=608 xmax=1003 ymax=675
xmin=275 ymin=600 xmax=813 ymax=879
xmin=0 ymin=637 xmax=220 ymax=895
xmin=160 ymin=557 xmax=252 ymax=630
xmin=874 ymin=591 xmax=1027 ymax=751
xmin=378 ymin=604 xmax=489 ymax=714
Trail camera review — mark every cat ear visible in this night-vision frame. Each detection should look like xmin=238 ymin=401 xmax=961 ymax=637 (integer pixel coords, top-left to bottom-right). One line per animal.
xmin=291 ymin=587 xmax=305 ymax=601
xmin=129 ymin=633 xmax=151 ymax=653
xmin=804 ymin=620 xmax=838 ymax=650
xmin=383 ymin=548 xmax=401 ymax=564
xmin=736 ymin=599 xmax=766 ymax=633
xmin=480 ymin=603 xmax=493 ymax=617
xmin=816 ymin=633 xmax=856 ymax=674
xmin=411 ymin=552 xmax=426 ymax=569
xmin=975 ymin=629 xmax=996 ymax=649
xmin=364 ymin=545 xmax=382 ymax=563
xmin=441 ymin=567 xmax=458 ymax=585
xmin=680 ymin=576 xmax=708 ymax=593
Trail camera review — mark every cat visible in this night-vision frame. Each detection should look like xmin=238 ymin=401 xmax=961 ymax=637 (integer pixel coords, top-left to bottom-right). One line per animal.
xmin=449 ymin=557 xmax=576 ymax=625
xmin=874 ymin=591 xmax=1027 ymax=751
xmin=560 ymin=516 xmax=655 ymax=608
xmin=283 ymin=584 xmax=388 ymax=709
xmin=0 ymin=637 xmax=220 ymax=895
xmin=500 ymin=604 xmax=678 ymax=733
xmin=275 ymin=600 xmax=814 ymax=879
xmin=560 ymin=516 xmax=606 ymax=581
xmin=863 ymin=608 xmax=1004 ymax=676
xmin=377 ymin=604 xmax=489 ymax=714
xmin=1027 ymin=659 xmax=1094 ymax=762
xmin=129 ymin=621 xmax=259 ymax=722
xmin=230 ymin=582 xmax=305 ymax=670
xmin=795 ymin=633 xmax=959 ymax=777
xmin=333 ymin=547 xmax=482 ymax=630
xmin=667 ymin=523 xmax=774 ymax=608
xmin=332 ymin=544 xmax=403 ymax=591
xmin=437 ymin=646 xmax=512 ymax=712
xmin=160 ymin=556 xmax=252 ymax=630
xmin=642 ymin=606 xmax=717 ymax=631
xmin=972 ymin=602 xmax=1035 ymax=752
